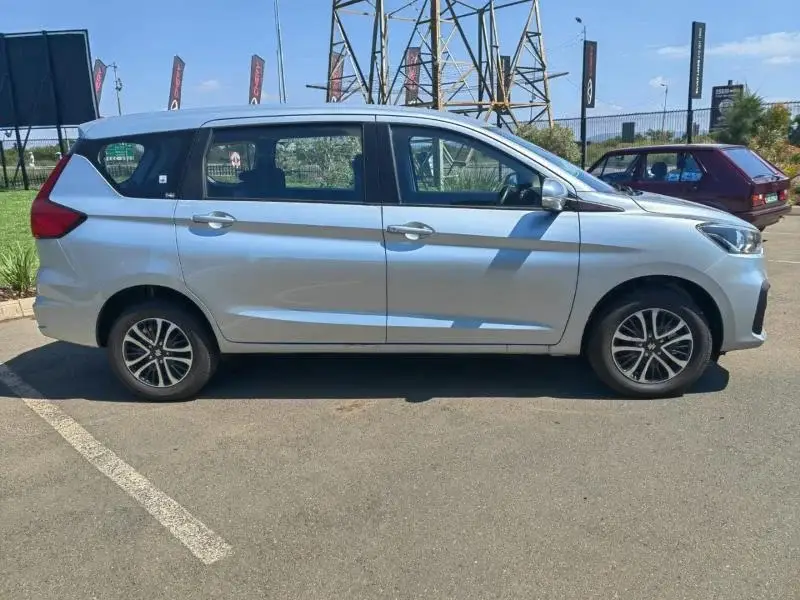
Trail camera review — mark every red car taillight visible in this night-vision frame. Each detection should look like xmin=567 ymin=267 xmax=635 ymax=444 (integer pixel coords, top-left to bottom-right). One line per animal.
xmin=751 ymin=193 xmax=765 ymax=206
xmin=30 ymin=155 xmax=86 ymax=239
xmin=779 ymin=189 xmax=788 ymax=203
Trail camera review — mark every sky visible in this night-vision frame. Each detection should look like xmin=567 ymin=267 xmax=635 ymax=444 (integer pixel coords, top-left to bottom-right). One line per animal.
xmin=6 ymin=0 xmax=800 ymax=121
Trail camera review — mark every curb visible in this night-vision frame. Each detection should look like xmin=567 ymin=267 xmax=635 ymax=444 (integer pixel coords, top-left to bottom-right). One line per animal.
xmin=0 ymin=297 xmax=35 ymax=323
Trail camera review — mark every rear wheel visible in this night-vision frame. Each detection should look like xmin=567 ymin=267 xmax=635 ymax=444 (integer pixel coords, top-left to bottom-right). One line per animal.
xmin=586 ymin=288 xmax=713 ymax=399
xmin=107 ymin=301 xmax=218 ymax=401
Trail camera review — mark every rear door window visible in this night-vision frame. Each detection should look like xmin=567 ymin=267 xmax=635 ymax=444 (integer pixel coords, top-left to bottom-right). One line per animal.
xmin=92 ymin=130 xmax=195 ymax=198
xmin=203 ymin=124 xmax=365 ymax=203
xmin=645 ymin=152 xmax=680 ymax=181
xmin=644 ymin=151 xmax=704 ymax=183
xmin=723 ymin=147 xmax=782 ymax=179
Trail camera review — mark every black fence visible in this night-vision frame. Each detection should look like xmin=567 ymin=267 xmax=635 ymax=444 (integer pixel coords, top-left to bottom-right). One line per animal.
xmin=2 ymin=102 xmax=799 ymax=190
xmin=0 ymin=128 xmax=79 ymax=189
xmin=531 ymin=102 xmax=800 ymax=167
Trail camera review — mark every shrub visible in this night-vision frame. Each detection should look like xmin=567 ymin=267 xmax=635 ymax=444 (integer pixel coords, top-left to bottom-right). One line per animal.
xmin=714 ymin=88 xmax=765 ymax=145
xmin=0 ymin=243 xmax=38 ymax=295
xmin=515 ymin=123 xmax=581 ymax=164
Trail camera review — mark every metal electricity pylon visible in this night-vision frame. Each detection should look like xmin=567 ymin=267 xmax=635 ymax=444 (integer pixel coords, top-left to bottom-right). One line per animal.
xmin=309 ymin=0 xmax=565 ymax=128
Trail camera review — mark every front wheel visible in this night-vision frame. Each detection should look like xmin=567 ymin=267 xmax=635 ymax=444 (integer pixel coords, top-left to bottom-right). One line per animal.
xmin=107 ymin=301 xmax=219 ymax=401
xmin=586 ymin=289 xmax=713 ymax=399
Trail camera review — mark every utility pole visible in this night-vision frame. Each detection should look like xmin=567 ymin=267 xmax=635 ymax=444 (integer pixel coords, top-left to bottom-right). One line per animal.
xmin=274 ymin=0 xmax=287 ymax=102
xmin=109 ymin=62 xmax=123 ymax=116
xmin=430 ymin=0 xmax=442 ymax=111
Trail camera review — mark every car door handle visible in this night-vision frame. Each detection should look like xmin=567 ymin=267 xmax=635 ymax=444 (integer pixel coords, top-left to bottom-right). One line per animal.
xmin=386 ymin=223 xmax=436 ymax=240
xmin=192 ymin=212 xmax=237 ymax=228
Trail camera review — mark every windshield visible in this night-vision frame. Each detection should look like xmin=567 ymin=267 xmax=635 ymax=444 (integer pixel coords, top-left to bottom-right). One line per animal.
xmin=723 ymin=147 xmax=783 ymax=179
xmin=489 ymin=126 xmax=617 ymax=193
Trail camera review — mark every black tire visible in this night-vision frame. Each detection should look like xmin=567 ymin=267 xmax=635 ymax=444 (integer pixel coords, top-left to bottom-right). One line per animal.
xmin=586 ymin=288 xmax=713 ymax=399
xmin=107 ymin=301 xmax=219 ymax=402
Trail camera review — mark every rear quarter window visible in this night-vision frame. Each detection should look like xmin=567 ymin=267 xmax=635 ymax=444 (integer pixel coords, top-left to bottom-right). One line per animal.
xmin=76 ymin=130 xmax=195 ymax=198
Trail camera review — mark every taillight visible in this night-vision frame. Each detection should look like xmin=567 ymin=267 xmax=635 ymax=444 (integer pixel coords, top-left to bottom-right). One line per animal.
xmin=751 ymin=193 xmax=765 ymax=206
xmin=779 ymin=189 xmax=788 ymax=202
xmin=30 ymin=155 xmax=86 ymax=239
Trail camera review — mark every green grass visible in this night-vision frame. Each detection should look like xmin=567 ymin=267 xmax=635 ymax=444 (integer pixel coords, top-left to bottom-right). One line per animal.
xmin=0 ymin=189 xmax=36 ymax=259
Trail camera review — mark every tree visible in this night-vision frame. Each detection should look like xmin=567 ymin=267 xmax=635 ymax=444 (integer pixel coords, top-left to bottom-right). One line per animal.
xmin=713 ymin=88 xmax=764 ymax=145
xmin=515 ymin=123 xmax=581 ymax=164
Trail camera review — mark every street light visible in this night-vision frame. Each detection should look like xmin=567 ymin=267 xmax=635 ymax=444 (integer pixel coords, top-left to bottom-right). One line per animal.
xmin=660 ymin=82 xmax=669 ymax=134
xmin=108 ymin=62 xmax=124 ymax=116
xmin=575 ymin=17 xmax=586 ymax=42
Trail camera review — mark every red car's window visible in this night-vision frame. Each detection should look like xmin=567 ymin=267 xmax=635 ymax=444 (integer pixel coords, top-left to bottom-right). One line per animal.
xmin=723 ymin=147 xmax=782 ymax=179
xmin=644 ymin=152 xmax=703 ymax=182
xmin=593 ymin=153 xmax=640 ymax=183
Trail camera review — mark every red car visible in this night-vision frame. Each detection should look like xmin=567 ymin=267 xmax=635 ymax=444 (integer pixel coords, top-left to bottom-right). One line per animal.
xmin=588 ymin=143 xmax=792 ymax=230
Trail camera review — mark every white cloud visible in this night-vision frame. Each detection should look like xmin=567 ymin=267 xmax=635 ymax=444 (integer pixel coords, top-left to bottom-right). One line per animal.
xmin=764 ymin=55 xmax=798 ymax=65
xmin=657 ymin=31 xmax=800 ymax=65
xmin=595 ymin=101 xmax=625 ymax=113
xmin=656 ymin=45 xmax=689 ymax=58
xmin=649 ymin=76 xmax=669 ymax=88
xmin=197 ymin=79 xmax=221 ymax=92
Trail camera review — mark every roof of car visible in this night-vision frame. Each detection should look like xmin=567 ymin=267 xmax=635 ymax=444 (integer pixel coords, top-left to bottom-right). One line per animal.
xmin=78 ymin=104 xmax=484 ymax=139
xmin=605 ymin=143 xmax=744 ymax=153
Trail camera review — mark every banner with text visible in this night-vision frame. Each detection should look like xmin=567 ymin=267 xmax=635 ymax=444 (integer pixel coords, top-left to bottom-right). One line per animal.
xmin=168 ymin=55 xmax=185 ymax=110
xmin=92 ymin=59 xmax=107 ymax=108
xmin=249 ymin=54 xmax=265 ymax=104
xmin=582 ymin=41 xmax=597 ymax=109
xmin=328 ymin=52 xmax=344 ymax=102
xmin=405 ymin=47 xmax=421 ymax=104
xmin=689 ymin=22 xmax=706 ymax=100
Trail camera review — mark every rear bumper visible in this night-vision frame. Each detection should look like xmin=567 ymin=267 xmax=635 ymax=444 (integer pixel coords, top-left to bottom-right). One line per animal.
xmin=736 ymin=202 xmax=791 ymax=229
xmin=33 ymin=295 xmax=100 ymax=348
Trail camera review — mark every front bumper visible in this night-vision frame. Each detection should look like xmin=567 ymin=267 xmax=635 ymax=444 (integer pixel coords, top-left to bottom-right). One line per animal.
xmin=752 ymin=280 xmax=769 ymax=336
xmin=706 ymin=255 xmax=769 ymax=353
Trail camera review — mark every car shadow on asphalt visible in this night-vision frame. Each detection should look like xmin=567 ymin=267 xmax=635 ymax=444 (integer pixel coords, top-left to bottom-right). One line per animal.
xmin=3 ymin=341 xmax=731 ymax=404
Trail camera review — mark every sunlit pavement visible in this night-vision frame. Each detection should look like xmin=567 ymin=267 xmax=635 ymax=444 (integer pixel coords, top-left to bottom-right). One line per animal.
xmin=1 ymin=216 xmax=799 ymax=599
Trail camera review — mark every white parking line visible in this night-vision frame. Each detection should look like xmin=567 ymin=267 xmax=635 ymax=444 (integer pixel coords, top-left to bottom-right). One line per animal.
xmin=769 ymin=260 xmax=800 ymax=264
xmin=0 ymin=363 xmax=233 ymax=565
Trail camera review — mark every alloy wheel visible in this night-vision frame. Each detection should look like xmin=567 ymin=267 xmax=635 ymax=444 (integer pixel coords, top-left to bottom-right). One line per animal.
xmin=121 ymin=318 xmax=194 ymax=388
xmin=611 ymin=308 xmax=694 ymax=384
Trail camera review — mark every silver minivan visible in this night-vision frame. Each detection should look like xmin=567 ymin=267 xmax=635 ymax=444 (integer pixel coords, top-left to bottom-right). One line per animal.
xmin=31 ymin=105 xmax=769 ymax=401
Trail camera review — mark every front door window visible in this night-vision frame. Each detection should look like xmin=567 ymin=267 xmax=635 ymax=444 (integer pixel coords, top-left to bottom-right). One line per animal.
xmin=390 ymin=125 xmax=546 ymax=209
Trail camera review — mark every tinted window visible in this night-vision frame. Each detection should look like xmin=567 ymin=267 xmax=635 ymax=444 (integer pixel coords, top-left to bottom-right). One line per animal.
xmin=593 ymin=153 xmax=639 ymax=182
xmin=645 ymin=152 xmax=679 ymax=181
xmin=723 ymin=147 xmax=781 ymax=179
xmin=390 ymin=125 xmax=545 ymax=208
xmin=204 ymin=124 xmax=364 ymax=202
xmin=92 ymin=131 xmax=193 ymax=198
xmin=644 ymin=151 xmax=704 ymax=183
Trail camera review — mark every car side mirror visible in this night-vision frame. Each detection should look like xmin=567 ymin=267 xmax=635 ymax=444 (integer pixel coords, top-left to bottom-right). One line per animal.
xmin=541 ymin=178 xmax=569 ymax=212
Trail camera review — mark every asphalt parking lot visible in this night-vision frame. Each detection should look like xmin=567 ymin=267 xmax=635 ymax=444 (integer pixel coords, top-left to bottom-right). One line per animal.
xmin=2 ymin=217 xmax=799 ymax=600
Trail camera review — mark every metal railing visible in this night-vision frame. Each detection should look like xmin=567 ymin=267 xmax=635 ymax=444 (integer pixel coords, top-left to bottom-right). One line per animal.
xmin=528 ymin=102 xmax=800 ymax=166
xmin=2 ymin=103 xmax=798 ymax=190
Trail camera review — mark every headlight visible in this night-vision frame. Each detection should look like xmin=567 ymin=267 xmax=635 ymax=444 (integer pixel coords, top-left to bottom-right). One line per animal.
xmin=697 ymin=223 xmax=762 ymax=254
